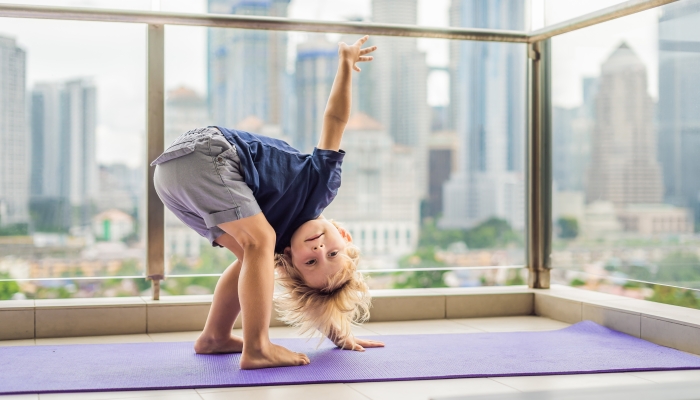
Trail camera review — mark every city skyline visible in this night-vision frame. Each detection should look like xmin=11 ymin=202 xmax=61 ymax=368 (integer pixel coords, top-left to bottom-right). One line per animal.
xmin=0 ymin=0 xmax=662 ymax=168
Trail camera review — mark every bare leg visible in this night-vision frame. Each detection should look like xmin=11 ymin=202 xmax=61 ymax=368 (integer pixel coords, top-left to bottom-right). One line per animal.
xmin=194 ymin=245 xmax=245 ymax=354
xmin=217 ymin=213 xmax=310 ymax=369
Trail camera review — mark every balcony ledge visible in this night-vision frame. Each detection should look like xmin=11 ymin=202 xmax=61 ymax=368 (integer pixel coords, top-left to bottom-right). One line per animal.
xmin=0 ymin=285 xmax=698 ymax=355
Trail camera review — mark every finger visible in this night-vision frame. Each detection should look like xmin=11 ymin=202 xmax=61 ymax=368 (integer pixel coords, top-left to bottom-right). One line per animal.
xmin=357 ymin=56 xmax=373 ymax=62
xmin=354 ymin=344 xmax=365 ymax=352
xmin=353 ymin=64 xmax=361 ymax=72
xmin=354 ymin=35 xmax=369 ymax=46
xmin=363 ymin=341 xmax=385 ymax=348
xmin=360 ymin=46 xmax=377 ymax=55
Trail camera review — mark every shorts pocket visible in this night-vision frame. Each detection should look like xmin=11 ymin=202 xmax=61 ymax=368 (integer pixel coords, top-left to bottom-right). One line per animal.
xmin=150 ymin=141 xmax=196 ymax=166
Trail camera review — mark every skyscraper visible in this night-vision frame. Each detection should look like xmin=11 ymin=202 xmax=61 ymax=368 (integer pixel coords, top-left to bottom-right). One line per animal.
xmin=294 ymin=36 xmax=337 ymax=152
xmin=30 ymin=79 xmax=98 ymax=232
xmin=0 ymin=36 xmax=29 ymax=228
xmin=207 ymin=0 xmax=290 ymax=131
xmin=164 ymin=86 xmax=209 ymax=258
xmin=324 ymin=113 xmax=419 ymax=256
xmin=370 ymin=0 xmax=430 ymax=197
xmin=441 ymin=0 xmax=526 ymax=230
xmin=657 ymin=0 xmax=700 ymax=224
xmin=586 ymin=43 xmax=663 ymax=206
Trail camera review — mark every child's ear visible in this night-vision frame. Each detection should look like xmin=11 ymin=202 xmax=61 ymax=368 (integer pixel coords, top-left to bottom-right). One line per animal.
xmin=337 ymin=227 xmax=353 ymax=243
xmin=284 ymin=247 xmax=292 ymax=258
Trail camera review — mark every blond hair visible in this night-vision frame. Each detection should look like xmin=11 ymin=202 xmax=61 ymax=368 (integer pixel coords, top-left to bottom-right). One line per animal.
xmin=274 ymin=220 xmax=371 ymax=347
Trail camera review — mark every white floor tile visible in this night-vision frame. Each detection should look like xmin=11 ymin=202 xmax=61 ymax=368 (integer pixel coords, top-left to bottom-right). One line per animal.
xmin=0 ymin=339 xmax=35 ymax=347
xmin=35 ymin=334 xmax=153 ymax=346
xmin=347 ymin=378 xmax=517 ymax=400
xmin=198 ymin=383 xmax=368 ymax=399
xmin=361 ymin=320 xmax=484 ymax=335
xmin=39 ymin=389 xmax=200 ymax=400
xmin=449 ymin=316 xmax=570 ymax=332
xmin=491 ymin=372 xmax=654 ymax=392
xmin=0 ymin=394 xmax=39 ymax=400
xmin=630 ymin=369 xmax=700 ymax=383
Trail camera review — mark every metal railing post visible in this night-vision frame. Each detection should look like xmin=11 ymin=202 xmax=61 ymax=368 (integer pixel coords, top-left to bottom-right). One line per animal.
xmin=146 ymin=24 xmax=165 ymax=300
xmin=526 ymin=39 xmax=552 ymax=289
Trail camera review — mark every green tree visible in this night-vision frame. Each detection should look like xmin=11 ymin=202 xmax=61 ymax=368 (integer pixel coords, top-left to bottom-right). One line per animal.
xmin=0 ymin=223 xmax=29 ymax=236
xmin=419 ymin=217 xmax=520 ymax=250
xmin=393 ymin=247 xmax=447 ymax=289
xmin=656 ymin=252 xmax=700 ymax=285
xmin=569 ymin=278 xmax=586 ymax=287
xmin=199 ymin=243 xmax=237 ymax=273
xmin=647 ymin=285 xmax=699 ymax=310
xmin=0 ymin=272 xmax=20 ymax=300
xmin=505 ymin=269 xmax=525 ymax=285
xmin=557 ymin=216 xmax=579 ymax=239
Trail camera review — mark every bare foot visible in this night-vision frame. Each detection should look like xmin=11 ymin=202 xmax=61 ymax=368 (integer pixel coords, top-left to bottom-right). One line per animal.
xmin=194 ymin=333 xmax=244 ymax=354
xmin=240 ymin=342 xmax=310 ymax=370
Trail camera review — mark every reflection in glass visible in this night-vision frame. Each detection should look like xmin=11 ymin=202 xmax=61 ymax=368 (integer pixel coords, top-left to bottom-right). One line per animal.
xmin=552 ymin=1 xmax=700 ymax=308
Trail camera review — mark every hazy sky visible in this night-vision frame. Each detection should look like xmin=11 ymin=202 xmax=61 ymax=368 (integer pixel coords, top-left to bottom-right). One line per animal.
xmin=0 ymin=0 xmax=660 ymax=167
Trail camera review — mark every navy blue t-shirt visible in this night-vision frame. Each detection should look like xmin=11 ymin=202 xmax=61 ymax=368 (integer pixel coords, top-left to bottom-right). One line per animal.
xmin=214 ymin=126 xmax=344 ymax=253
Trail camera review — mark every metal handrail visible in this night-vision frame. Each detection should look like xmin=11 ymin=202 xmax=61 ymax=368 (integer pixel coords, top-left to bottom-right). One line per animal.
xmin=0 ymin=0 xmax=678 ymax=43
xmin=529 ymin=0 xmax=677 ymax=42
xmin=0 ymin=265 xmax=526 ymax=282
xmin=0 ymin=3 xmax=528 ymax=43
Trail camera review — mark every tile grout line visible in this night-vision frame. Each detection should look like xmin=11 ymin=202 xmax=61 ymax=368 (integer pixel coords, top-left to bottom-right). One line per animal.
xmin=344 ymin=383 xmax=374 ymax=400
xmin=487 ymin=377 xmax=525 ymax=392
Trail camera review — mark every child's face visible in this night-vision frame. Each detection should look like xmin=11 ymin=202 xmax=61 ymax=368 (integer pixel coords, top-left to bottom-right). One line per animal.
xmin=287 ymin=217 xmax=351 ymax=289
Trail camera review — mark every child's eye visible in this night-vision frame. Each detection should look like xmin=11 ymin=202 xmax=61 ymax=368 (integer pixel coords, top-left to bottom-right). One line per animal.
xmin=329 ymin=251 xmax=339 ymax=257
xmin=305 ymin=259 xmax=316 ymax=265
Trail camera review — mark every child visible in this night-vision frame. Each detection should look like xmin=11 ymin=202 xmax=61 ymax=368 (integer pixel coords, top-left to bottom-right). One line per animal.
xmin=151 ymin=36 xmax=384 ymax=370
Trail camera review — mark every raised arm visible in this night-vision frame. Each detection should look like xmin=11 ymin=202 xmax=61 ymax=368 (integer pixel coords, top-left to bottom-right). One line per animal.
xmin=317 ymin=35 xmax=377 ymax=152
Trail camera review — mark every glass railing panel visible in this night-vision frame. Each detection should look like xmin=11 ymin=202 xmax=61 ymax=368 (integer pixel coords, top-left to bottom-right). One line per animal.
xmin=553 ymin=268 xmax=700 ymax=310
xmin=551 ymin=0 xmax=700 ymax=310
xmin=0 ymin=18 xmax=146 ymax=299
xmin=542 ymin=0 xmax=631 ymax=29
xmin=162 ymin=22 xmax=526 ymax=295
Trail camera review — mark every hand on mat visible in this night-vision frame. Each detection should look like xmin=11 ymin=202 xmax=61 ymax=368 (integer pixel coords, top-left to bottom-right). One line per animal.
xmin=338 ymin=35 xmax=377 ymax=72
xmin=336 ymin=337 xmax=385 ymax=352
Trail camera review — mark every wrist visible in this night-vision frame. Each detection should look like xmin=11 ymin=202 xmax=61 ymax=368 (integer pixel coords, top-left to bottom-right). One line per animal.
xmin=338 ymin=58 xmax=353 ymax=69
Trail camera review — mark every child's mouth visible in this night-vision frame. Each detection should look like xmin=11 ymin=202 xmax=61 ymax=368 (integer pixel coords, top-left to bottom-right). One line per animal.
xmin=305 ymin=233 xmax=323 ymax=242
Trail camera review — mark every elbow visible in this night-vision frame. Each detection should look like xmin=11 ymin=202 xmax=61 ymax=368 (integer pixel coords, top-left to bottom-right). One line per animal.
xmin=324 ymin=113 xmax=348 ymax=127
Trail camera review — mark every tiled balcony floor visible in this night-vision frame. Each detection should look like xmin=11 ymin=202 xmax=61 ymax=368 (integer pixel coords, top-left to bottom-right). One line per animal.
xmin=2 ymin=316 xmax=700 ymax=400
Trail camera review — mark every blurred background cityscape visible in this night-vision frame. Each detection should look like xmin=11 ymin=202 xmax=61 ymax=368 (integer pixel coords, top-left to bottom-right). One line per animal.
xmin=0 ymin=0 xmax=699 ymax=308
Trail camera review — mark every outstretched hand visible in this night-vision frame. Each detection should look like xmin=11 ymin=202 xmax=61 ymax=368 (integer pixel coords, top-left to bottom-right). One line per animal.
xmin=338 ymin=35 xmax=377 ymax=72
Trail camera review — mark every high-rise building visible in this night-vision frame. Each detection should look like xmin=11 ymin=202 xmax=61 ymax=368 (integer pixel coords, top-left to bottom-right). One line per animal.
xmin=0 ymin=36 xmax=29 ymax=228
xmin=164 ymin=86 xmax=209 ymax=258
xmin=657 ymin=0 xmax=700 ymax=225
xmin=324 ymin=113 xmax=419 ymax=256
xmin=426 ymin=130 xmax=457 ymax=218
xmin=370 ymin=0 xmax=430 ymax=197
xmin=294 ymin=36 xmax=337 ymax=152
xmin=30 ymin=79 xmax=98 ymax=232
xmin=441 ymin=0 xmax=526 ymax=230
xmin=165 ymin=86 xmax=209 ymax=144
xmin=207 ymin=0 xmax=290 ymax=131
xmin=586 ymin=43 xmax=663 ymax=206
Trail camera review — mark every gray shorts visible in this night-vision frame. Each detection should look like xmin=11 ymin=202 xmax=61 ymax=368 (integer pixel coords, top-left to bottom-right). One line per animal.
xmin=151 ymin=127 xmax=261 ymax=246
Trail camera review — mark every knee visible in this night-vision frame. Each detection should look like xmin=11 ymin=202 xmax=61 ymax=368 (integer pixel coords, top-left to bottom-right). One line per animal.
xmin=239 ymin=223 xmax=276 ymax=252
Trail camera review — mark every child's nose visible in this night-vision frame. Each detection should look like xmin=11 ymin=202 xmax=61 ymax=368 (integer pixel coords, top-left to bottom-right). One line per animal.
xmin=313 ymin=244 xmax=325 ymax=250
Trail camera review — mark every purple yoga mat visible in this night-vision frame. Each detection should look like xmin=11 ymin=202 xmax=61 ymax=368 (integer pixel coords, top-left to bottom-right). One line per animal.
xmin=2 ymin=321 xmax=700 ymax=395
